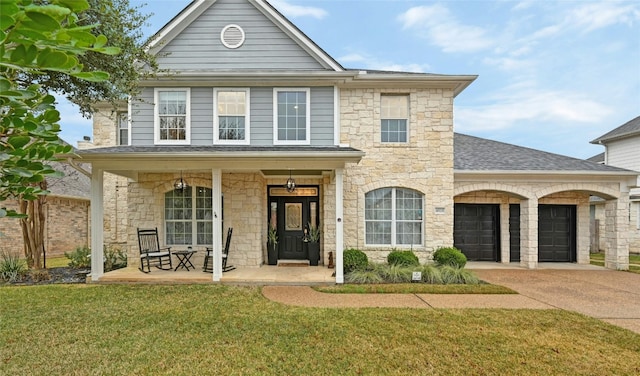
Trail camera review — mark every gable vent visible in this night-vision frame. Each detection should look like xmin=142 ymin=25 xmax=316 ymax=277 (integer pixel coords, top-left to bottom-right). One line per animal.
xmin=221 ymin=24 xmax=245 ymax=49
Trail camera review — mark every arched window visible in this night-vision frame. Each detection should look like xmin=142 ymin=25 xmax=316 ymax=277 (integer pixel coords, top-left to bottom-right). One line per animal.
xmin=365 ymin=187 xmax=423 ymax=246
xmin=164 ymin=186 xmax=213 ymax=245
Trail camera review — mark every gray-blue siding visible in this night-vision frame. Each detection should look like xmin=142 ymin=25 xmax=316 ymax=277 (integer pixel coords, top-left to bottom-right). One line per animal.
xmin=130 ymin=87 xmax=335 ymax=146
xmin=156 ymin=0 xmax=328 ymax=71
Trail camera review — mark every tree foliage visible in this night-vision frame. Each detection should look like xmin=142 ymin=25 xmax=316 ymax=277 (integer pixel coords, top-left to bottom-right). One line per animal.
xmin=1 ymin=0 xmax=120 ymax=267
xmin=18 ymin=0 xmax=158 ymax=116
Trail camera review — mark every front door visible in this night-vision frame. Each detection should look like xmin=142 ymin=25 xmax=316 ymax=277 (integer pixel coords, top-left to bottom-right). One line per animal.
xmin=269 ymin=186 xmax=319 ymax=261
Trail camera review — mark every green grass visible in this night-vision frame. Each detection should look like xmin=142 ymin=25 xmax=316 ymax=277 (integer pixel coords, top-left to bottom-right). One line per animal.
xmin=590 ymin=252 xmax=640 ymax=274
xmin=315 ymin=283 xmax=516 ymax=294
xmin=45 ymin=256 xmax=69 ymax=268
xmin=1 ymin=285 xmax=639 ymax=375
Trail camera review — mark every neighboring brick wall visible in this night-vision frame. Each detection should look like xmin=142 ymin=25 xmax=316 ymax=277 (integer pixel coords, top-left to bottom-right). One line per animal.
xmin=340 ymin=88 xmax=455 ymax=263
xmin=0 ymin=197 xmax=89 ymax=258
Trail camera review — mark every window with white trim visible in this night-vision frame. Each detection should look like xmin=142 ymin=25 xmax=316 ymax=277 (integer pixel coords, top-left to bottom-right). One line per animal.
xmin=381 ymin=94 xmax=408 ymax=143
xmin=365 ymin=187 xmax=423 ymax=246
xmin=117 ymin=112 xmax=129 ymax=145
xmin=154 ymin=88 xmax=190 ymax=144
xmin=165 ymin=186 xmax=214 ymax=246
xmin=273 ymin=88 xmax=310 ymax=145
xmin=214 ymin=88 xmax=250 ymax=144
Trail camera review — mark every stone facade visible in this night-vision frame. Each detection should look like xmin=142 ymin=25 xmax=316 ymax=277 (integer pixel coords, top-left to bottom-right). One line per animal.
xmin=340 ymin=88 xmax=455 ymax=263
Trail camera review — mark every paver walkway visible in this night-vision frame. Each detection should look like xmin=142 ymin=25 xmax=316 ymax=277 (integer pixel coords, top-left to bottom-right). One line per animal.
xmin=263 ymin=269 xmax=640 ymax=334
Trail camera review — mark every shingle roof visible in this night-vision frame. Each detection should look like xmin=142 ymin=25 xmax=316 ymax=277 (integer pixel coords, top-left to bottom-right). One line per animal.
xmin=46 ymin=160 xmax=90 ymax=199
xmin=590 ymin=115 xmax=640 ymax=144
xmin=77 ymin=145 xmax=363 ymax=155
xmin=454 ymin=133 xmax=631 ymax=173
xmin=587 ymin=152 xmax=605 ymax=163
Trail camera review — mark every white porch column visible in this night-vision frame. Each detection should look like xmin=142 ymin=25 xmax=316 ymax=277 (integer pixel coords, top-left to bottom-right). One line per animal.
xmin=604 ymin=196 xmax=629 ymax=270
xmin=520 ymin=198 xmax=538 ymax=269
xmin=335 ymin=168 xmax=344 ymax=284
xmin=90 ymin=168 xmax=104 ymax=281
xmin=499 ymin=202 xmax=510 ymax=263
xmin=212 ymin=169 xmax=223 ymax=281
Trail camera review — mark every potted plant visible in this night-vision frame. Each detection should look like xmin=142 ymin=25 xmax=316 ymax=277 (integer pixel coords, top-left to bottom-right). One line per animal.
xmin=267 ymin=225 xmax=278 ymax=265
xmin=306 ymin=222 xmax=320 ymax=266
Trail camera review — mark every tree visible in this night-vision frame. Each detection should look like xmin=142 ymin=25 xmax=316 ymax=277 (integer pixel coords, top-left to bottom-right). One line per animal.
xmin=1 ymin=0 xmax=119 ymax=268
xmin=18 ymin=0 xmax=158 ymax=116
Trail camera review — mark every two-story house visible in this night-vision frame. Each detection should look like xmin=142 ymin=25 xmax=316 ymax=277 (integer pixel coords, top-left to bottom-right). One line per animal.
xmin=75 ymin=0 xmax=635 ymax=283
xmin=590 ymin=115 xmax=640 ymax=253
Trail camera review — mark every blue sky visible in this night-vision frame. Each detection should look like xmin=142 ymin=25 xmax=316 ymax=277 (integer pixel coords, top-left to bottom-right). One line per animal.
xmin=58 ymin=0 xmax=640 ymax=159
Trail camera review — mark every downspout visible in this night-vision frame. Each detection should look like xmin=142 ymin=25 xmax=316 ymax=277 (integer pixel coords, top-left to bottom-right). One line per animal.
xmin=67 ymin=157 xmax=91 ymax=178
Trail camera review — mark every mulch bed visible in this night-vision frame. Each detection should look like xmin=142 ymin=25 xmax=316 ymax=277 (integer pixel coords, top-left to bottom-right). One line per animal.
xmin=4 ymin=267 xmax=90 ymax=286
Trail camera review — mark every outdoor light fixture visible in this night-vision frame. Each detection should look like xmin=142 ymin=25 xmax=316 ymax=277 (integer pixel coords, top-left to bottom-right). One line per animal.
xmin=285 ymin=170 xmax=296 ymax=193
xmin=174 ymin=171 xmax=188 ymax=191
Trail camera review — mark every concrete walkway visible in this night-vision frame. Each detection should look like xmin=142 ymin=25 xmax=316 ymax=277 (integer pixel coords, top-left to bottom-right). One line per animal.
xmin=262 ymin=269 xmax=640 ymax=334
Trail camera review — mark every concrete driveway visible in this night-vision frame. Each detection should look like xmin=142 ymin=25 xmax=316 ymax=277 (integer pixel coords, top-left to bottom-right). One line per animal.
xmin=473 ymin=268 xmax=640 ymax=334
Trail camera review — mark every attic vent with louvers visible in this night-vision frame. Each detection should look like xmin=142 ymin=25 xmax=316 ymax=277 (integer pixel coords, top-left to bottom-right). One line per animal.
xmin=220 ymin=24 xmax=245 ymax=49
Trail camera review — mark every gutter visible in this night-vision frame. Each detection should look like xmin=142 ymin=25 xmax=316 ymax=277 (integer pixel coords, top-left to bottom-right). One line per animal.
xmin=66 ymin=157 xmax=91 ymax=178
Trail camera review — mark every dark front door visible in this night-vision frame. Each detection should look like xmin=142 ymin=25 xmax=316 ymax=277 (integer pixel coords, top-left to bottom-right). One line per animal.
xmin=278 ymin=197 xmax=310 ymax=260
xmin=538 ymin=205 xmax=576 ymax=262
xmin=454 ymin=204 xmax=500 ymax=261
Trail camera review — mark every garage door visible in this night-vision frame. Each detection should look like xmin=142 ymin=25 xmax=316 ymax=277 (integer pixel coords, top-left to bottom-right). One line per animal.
xmin=538 ymin=205 xmax=576 ymax=262
xmin=509 ymin=204 xmax=520 ymax=262
xmin=454 ymin=204 xmax=500 ymax=261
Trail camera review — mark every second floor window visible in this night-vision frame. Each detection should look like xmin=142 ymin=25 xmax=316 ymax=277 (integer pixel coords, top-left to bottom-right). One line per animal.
xmin=381 ymin=94 xmax=409 ymax=143
xmin=214 ymin=89 xmax=250 ymax=144
xmin=274 ymin=88 xmax=310 ymax=145
xmin=155 ymin=88 xmax=190 ymax=144
xmin=117 ymin=112 xmax=128 ymax=145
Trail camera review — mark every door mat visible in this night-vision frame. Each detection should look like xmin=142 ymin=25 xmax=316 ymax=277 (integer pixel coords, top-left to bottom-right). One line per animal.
xmin=278 ymin=263 xmax=309 ymax=267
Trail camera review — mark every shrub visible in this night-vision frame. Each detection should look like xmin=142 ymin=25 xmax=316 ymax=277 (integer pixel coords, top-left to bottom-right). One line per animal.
xmin=387 ymin=250 xmax=419 ymax=266
xmin=433 ymin=247 xmax=467 ymax=268
xmin=0 ymin=252 xmax=28 ymax=282
xmin=438 ymin=265 xmax=480 ymax=284
xmin=343 ymin=248 xmax=368 ymax=273
xmin=104 ymin=246 xmax=127 ymax=272
xmin=65 ymin=246 xmax=91 ymax=269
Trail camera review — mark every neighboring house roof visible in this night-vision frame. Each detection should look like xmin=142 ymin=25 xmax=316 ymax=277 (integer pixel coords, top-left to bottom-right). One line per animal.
xmin=454 ymin=133 xmax=634 ymax=174
xmin=47 ymin=160 xmax=91 ymax=200
xmin=587 ymin=152 xmax=605 ymax=164
xmin=590 ymin=115 xmax=640 ymax=144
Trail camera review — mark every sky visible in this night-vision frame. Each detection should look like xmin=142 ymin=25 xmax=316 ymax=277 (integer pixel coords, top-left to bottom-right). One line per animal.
xmin=57 ymin=0 xmax=640 ymax=159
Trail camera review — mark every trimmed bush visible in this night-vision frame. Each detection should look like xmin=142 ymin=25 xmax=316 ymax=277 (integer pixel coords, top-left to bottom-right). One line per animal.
xmin=433 ymin=247 xmax=467 ymax=268
xmin=387 ymin=250 xmax=419 ymax=267
xmin=343 ymin=248 xmax=368 ymax=273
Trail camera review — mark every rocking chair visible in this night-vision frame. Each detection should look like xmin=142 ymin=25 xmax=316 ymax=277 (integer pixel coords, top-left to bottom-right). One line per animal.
xmin=203 ymin=228 xmax=235 ymax=273
xmin=137 ymin=228 xmax=173 ymax=273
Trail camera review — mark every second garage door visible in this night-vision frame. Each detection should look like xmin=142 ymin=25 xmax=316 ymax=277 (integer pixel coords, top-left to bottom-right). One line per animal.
xmin=454 ymin=204 xmax=500 ymax=261
xmin=538 ymin=205 xmax=576 ymax=262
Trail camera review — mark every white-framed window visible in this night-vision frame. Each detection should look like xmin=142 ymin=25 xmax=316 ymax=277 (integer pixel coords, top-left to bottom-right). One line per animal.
xmin=154 ymin=88 xmax=190 ymax=144
xmin=273 ymin=88 xmax=310 ymax=145
xmin=214 ymin=88 xmax=250 ymax=144
xmin=117 ymin=112 xmax=129 ymax=146
xmin=365 ymin=187 xmax=423 ymax=246
xmin=381 ymin=94 xmax=409 ymax=143
xmin=165 ymin=186 xmax=213 ymax=246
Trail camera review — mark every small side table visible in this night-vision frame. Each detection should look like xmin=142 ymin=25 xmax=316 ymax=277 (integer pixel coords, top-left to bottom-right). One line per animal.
xmin=173 ymin=249 xmax=197 ymax=271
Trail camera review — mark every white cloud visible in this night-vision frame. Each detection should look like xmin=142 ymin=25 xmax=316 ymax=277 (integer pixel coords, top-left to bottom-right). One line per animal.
xmin=398 ymin=5 xmax=494 ymax=53
xmin=337 ymin=52 xmax=430 ymax=73
xmin=569 ymin=2 xmax=640 ymax=32
xmin=270 ymin=0 xmax=327 ymax=19
xmin=455 ymin=87 xmax=613 ymax=132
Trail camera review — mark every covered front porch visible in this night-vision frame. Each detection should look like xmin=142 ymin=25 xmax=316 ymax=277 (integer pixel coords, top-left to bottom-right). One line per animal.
xmin=76 ymin=146 xmax=364 ymax=283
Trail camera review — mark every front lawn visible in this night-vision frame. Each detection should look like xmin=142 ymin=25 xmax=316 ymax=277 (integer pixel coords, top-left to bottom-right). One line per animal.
xmin=1 ymin=285 xmax=638 ymax=375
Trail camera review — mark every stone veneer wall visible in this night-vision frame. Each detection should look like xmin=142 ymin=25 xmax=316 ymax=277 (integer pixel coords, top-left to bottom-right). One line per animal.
xmin=340 ymin=88 xmax=455 ymax=263
xmin=594 ymin=201 xmax=640 ymax=254
xmin=0 ymin=197 xmax=89 ymax=258
xmin=84 ymin=103 xmax=129 ymax=250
